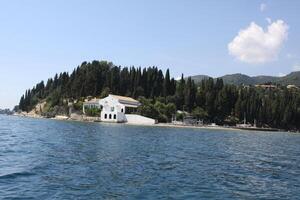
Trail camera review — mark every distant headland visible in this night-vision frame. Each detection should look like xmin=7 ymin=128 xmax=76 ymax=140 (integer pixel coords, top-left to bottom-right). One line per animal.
xmin=0 ymin=108 xmax=13 ymax=115
xmin=15 ymin=60 xmax=300 ymax=131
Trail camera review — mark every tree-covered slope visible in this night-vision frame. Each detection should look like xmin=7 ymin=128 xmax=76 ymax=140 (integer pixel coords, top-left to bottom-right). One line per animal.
xmin=19 ymin=61 xmax=177 ymax=113
xmin=18 ymin=60 xmax=300 ymax=130
xmin=252 ymin=75 xmax=280 ymax=84
xmin=276 ymin=71 xmax=300 ymax=86
xmin=219 ymin=73 xmax=255 ymax=85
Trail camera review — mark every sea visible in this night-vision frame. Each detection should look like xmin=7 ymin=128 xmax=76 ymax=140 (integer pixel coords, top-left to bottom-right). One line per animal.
xmin=0 ymin=115 xmax=299 ymax=199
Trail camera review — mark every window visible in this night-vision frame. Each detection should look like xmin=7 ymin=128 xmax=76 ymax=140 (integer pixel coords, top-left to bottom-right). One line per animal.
xmin=114 ymin=114 xmax=116 ymax=119
xmin=111 ymin=107 xmax=114 ymax=112
xmin=104 ymin=114 xmax=107 ymax=119
xmin=121 ymin=108 xmax=124 ymax=113
xmin=109 ymin=114 xmax=112 ymax=119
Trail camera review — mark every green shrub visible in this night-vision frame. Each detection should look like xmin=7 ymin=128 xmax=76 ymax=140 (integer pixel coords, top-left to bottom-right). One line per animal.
xmin=85 ymin=107 xmax=101 ymax=117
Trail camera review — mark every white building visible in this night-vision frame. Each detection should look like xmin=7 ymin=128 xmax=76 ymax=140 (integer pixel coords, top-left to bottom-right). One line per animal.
xmin=83 ymin=94 xmax=155 ymax=124
xmin=287 ymin=84 xmax=299 ymax=89
xmin=99 ymin=94 xmax=140 ymax=122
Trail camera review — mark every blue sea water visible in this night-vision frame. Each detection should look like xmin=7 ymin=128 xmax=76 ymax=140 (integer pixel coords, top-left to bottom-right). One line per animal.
xmin=0 ymin=115 xmax=300 ymax=200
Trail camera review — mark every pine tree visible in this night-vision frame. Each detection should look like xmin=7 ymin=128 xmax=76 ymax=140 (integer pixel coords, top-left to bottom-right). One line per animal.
xmin=163 ymin=69 xmax=171 ymax=97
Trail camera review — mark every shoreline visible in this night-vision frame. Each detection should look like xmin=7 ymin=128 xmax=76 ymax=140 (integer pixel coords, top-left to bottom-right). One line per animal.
xmin=11 ymin=112 xmax=296 ymax=133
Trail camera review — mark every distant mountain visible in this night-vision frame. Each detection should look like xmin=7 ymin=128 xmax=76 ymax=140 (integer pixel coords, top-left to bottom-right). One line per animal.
xmin=219 ymin=73 xmax=255 ymax=85
xmin=188 ymin=71 xmax=300 ymax=86
xmin=276 ymin=71 xmax=300 ymax=86
xmin=251 ymin=76 xmax=279 ymax=84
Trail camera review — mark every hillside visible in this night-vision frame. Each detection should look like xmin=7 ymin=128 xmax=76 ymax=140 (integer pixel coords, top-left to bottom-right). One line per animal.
xmin=189 ymin=71 xmax=300 ymax=86
xmin=276 ymin=71 xmax=300 ymax=86
xmin=219 ymin=73 xmax=255 ymax=85
xmin=252 ymin=76 xmax=280 ymax=84
xmin=18 ymin=60 xmax=300 ymax=130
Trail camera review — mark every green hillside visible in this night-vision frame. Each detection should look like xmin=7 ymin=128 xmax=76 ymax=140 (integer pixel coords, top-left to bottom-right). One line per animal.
xmin=219 ymin=73 xmax=255 ymax=85
xmin=252 ymin=76 xmax=280 ymax=84
xmin=19 ymin=61 xmax=300 ymax=130
xmin=276 ymin=71 xmax=300 ymax=86
xmin=189 ymin=71 xmax=300 ymax=86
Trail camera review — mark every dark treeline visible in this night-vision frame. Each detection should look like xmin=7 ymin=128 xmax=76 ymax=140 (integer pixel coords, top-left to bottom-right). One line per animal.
xmin=19 ymin=60 xmax=300 ymax=130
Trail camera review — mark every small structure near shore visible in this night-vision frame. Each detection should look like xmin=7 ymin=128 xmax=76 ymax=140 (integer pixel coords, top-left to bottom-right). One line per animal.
xmin=83 ymin=94 xmax=155 ymax=124
xmin=99 ymin=94 xmax=140 ymax=123
xmin=255 ymin=84 xmax=277 ymax=89
xmin=82 ymin=98 xmax=100 ymax=114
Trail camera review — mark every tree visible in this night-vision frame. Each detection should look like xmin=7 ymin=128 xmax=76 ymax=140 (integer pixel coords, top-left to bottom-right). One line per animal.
xmin=191 ymin=107 xmax=208 ymax=120
xmin=100 ymin=87 xmax=110 ymax=98
xmin=85 ymin=107 xmax=101 ymax=117
xmin=176 ymin=74 xmax=185 ymax=110
xmin=163 ymin=69 xmax=171 ymax=97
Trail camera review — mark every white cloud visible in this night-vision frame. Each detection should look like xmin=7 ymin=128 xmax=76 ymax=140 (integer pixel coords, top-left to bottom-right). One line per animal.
xmin=266 ymin=17 xmax=272 ymax=24
xmin=228 ymin=20 xmax=288 ymax=64
xmin=260 ymin=3 xmax=267 ymax=12
xmin=293 ymin=64 xmax=300 ymax=71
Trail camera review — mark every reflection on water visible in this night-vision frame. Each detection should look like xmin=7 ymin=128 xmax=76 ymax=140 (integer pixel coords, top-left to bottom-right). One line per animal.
xmin=0 ymin=115 xmax=300 ymax=199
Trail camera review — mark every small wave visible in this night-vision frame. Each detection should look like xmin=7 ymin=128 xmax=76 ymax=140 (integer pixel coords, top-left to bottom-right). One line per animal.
xmin=0 ymin=171 xmax=35 ymax=179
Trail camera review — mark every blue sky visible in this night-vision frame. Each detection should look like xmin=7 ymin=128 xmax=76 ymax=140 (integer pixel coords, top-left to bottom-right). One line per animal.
xmin=0 ymin=0 xmax=300 ymax=109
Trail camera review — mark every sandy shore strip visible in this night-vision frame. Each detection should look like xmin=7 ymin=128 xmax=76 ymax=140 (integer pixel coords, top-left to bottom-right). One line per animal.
xmin=13 ymin=112 xmax=239 ymax=131
xmin=13 ymin=112 xmax=295 ymax=133
xmin=153 ymin=123 xmax=241 ymax=131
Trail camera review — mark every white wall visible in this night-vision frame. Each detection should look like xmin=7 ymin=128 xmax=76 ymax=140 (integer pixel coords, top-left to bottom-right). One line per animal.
xmin=125 ymin=114 xmax=156 ymax=125
xmin=101 ymin=111 xmax=126 ymax=122
xmin=100 ymin=96 xmax=126 ymax=122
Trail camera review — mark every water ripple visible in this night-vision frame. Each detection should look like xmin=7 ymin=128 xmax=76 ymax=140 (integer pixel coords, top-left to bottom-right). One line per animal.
xmin=0 ymin=115 xmax=300 ymax=199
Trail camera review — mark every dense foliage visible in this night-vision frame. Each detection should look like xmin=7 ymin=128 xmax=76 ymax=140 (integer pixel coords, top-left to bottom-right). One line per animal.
xmin=84 ymin=107 xmax=101 ymax=117
xmin=19 ymin=60 xmax=300 ymax=130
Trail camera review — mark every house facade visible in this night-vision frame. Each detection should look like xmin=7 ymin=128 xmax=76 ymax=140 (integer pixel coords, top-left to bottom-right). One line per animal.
xmin=99 ymin=94 xmax=141 ymax=122
xmin=83 ymin=94 xmax=141 ymax=123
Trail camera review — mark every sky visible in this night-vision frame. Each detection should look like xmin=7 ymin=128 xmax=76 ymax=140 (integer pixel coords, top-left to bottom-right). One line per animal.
xmin=0 ymin=0 xmax=300 ymax=109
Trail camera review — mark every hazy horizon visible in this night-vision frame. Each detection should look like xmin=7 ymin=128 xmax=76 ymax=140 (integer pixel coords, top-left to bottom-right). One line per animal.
xmin=1 ymin=0 xmax=300 ymax=109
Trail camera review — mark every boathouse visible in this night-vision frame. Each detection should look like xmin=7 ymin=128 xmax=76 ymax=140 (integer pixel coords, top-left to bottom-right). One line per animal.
xmin=99 ymin=94 xmax=140 ymax=122
xmin=83 ymin=94 xmax=155 ymax=124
